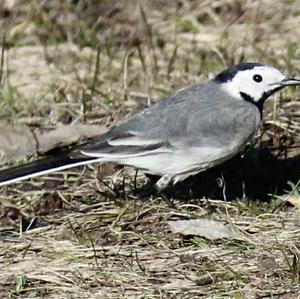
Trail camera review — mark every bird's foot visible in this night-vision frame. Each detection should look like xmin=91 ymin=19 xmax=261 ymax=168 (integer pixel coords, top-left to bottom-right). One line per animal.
xmin=155 ymin=174 xmax=176 ymax=208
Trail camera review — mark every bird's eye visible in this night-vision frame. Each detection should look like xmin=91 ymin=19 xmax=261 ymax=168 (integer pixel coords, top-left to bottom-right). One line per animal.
xmin=253 ymin=74 xmax=263 ymax=82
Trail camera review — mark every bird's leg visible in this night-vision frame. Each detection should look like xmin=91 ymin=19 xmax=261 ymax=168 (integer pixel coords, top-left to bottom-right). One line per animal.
xmin=159 ymin=192 xmax=176 ymax=209
xmin=155 ymin=174 xmax=174 ymax=192
xmin=155 ymin=174 xmax=176 ymax=208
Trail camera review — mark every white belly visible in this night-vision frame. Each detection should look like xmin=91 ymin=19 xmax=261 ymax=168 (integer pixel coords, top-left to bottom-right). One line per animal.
xmin=118 ymin=146 xmax=232 ymax=176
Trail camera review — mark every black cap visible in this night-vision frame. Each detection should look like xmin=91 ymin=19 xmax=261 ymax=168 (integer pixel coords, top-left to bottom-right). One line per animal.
xmin=214 ymin=62 xmax=264 ymax=83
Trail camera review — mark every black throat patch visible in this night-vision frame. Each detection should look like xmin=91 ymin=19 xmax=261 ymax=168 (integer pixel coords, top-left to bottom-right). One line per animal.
xmin=239 ymin=92 xmax=263 ymax=116
xmin=240 ymin=86 xmax=284 ymax=117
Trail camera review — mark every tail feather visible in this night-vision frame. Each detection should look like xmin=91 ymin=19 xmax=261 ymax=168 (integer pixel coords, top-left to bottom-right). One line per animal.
xmin=0 ymin=153 xmax=99 ymax=187
xmin=0 ymin=136 xmax=171 ymax=187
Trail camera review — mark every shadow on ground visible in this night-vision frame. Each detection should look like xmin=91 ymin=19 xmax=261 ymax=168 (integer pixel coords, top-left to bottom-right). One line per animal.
xmin=144 ymin=148 xmax=300 ymax=201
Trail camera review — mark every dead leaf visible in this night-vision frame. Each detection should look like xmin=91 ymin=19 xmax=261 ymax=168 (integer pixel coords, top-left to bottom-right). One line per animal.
xmin=286 ymin=181 xmax=300 ymax=209
xmin=0 ymin=122 xmax=108 ymax=163
xmin=0 ymin=121 xmax=36 ymax=163
xmin=168 ymin=218 xmax=247 ymax=241
xmin=162 ymin=279 xmax=195 ymax=290
xmin=36 ymin=124 xmax=107 ymax=154
xmin=287 ymin=195 xmax=300 ymax=209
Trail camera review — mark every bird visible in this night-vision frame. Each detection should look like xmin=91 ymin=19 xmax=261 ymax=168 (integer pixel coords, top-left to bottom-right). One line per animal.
xmin=0 ymin=62 xmax=299 ymax=192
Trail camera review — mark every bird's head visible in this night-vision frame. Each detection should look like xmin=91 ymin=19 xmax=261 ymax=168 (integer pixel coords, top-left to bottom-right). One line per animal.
xmin=215 ymin=63 xmax=300 ymax=107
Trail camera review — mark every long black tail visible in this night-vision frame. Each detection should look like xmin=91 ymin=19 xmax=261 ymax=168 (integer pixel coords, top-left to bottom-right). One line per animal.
xmin=0 ymin=153 xmax=99 ymax=187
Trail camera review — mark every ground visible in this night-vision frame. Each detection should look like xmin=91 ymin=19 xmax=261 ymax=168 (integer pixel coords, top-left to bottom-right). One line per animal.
xmin=0 ymin=1 xmax=300 ymax=298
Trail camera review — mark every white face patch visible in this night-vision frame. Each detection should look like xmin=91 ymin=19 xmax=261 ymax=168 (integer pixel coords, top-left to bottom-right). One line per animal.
xmin=221 ymin=66 xmax=286 ymax=102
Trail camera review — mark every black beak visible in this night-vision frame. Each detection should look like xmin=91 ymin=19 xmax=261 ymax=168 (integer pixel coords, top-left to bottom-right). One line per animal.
xmin=279 ymin=78 xmax=300 ymax=86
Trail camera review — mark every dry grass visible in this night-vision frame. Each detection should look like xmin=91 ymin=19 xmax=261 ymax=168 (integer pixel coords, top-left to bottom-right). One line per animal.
xmin=0 ymin=0 xmax=300 ymax=298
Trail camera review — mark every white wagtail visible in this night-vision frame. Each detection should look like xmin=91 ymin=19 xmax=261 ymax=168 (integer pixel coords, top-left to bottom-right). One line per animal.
xmin=0 ymin=62 xmax=299 ymax=191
